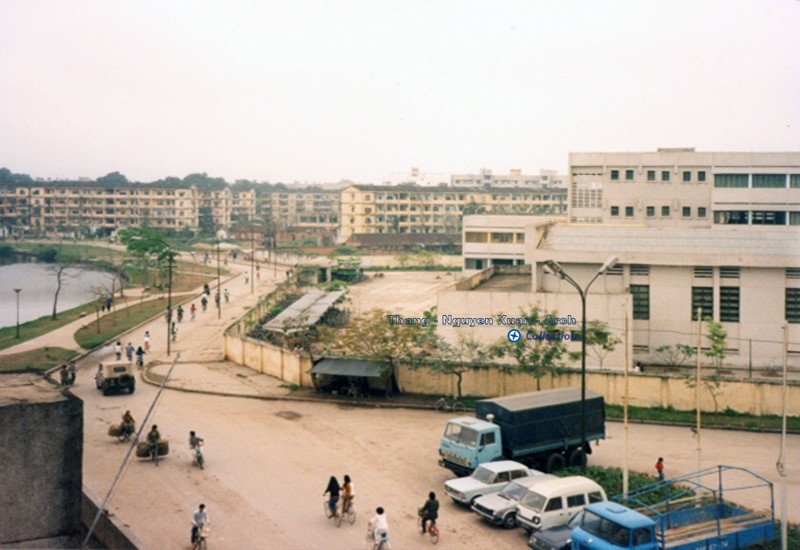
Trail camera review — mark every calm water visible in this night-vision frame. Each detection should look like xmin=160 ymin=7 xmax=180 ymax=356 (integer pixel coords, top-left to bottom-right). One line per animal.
xmin=0 ymin=262 xmax=115 ymax=329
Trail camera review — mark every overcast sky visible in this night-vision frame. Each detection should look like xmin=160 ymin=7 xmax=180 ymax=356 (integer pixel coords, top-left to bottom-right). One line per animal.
xmin=1 ymin=1 xmax=798 ymax=184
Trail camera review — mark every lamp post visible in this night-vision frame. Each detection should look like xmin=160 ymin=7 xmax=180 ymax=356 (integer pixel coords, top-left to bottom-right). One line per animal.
xmin=216 ymin=239 xmax=222 ymax=320
xmin=165 ymin=250 xmax=175 ymax=356
xmin=14 ymin=289 xmax=21 ymax=339
xmin=251 ymin=226 xmax=255 ymax=295
xmin=544 ymin=256 xmax=618 ymax=472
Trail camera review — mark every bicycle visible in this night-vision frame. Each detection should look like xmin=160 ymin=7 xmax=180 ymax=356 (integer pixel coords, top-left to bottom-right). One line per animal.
xmin=418 ymin=512 xmax=440 ymax=544
xmin=434 ymin=396 xmax=465 ymax=413
xmin=323 ymin=497 xmax=343 ymax=527
xmin=192 ymin=524 xmax=210 ymax=550
xmin=366 ymin=528 xmax=391 ymax=550
xmin=341 ymin=498 xmax=357 ymax=525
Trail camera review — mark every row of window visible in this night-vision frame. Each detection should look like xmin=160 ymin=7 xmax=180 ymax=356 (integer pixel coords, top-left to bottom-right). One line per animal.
xmin=714 ymin=210 xmax=800 ymax=225
xmin=610 ymin=206 xmax=707 ymax=219
xmin=714 ymin=174 xmax=800 ymax=189
xmin=632 ymin=285 xmax=800 ymax=323
xmin=609 ymin=169 xmax=708 ymax=183
xmin=464 ymin=232 xmax=526 ymax=244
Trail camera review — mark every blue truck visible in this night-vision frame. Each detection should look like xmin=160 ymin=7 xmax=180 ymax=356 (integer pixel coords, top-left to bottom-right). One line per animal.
xmin=438 ymin=388 xmax=605 ymax=476
xmin=568 ymin=466 xmax=776 ymax=550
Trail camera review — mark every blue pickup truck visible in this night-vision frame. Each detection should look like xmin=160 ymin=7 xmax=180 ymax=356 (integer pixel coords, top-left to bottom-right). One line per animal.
xmin=568 ymin=466 xmax=775 ymax=550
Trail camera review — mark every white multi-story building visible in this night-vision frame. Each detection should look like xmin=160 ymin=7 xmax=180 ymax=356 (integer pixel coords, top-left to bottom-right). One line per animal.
xmin=452 ymin=168 xmax=567 ymax=189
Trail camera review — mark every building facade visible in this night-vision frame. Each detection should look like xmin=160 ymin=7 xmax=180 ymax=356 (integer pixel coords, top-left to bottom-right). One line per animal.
xmin=569 ymin=148 xmax=800 ymax=226
xmin=338 ymin=184 xmax=568 ymax=242
xmin=451 ymin=168 xmax=567 ymax=189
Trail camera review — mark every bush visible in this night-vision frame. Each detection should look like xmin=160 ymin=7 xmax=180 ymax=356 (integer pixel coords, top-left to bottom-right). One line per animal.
xmin=36 ymin=246 xmax=59 ymax=262
xmin=555 ymin=466 xmax=684 ymax=504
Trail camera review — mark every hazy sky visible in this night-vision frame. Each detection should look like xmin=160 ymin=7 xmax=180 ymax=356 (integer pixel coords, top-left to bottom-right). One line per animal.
xmin=1 ymin=1 xmax=798 ymax=184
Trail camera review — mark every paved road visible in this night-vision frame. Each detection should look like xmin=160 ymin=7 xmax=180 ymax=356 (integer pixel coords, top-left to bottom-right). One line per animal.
xmin=66 ymin=267 xmax=799 ymax=549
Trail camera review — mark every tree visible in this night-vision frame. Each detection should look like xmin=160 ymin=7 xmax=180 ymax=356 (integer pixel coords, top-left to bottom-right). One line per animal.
xmin=584 ymin=320 xmax=622 ymax=369
xmin=198 ymin=207 xmax=215 ymax=236
xmin=49 ymin=260 xmax=82 ymax=320
xmin=395 ymin=252 xmax=411 ymax=268
xmin=424 ymin=332 xmax=490 ymax=398
xmin=119 ymin=228 xmax=168 ymax=287
xmin=653 ymin=344 xmax=695 ymax=367
xmin=704 ymin=316 xmax=727 ymax=373
xmin=416 ymin=250 xmax=440 ymax=268
xmin=490 ymin=307 xmax=573 ymax=390
xmin=685 ymin=373 xmax=725 ymax=416
xmin=96 ymin=171 xmax=128 ymax=185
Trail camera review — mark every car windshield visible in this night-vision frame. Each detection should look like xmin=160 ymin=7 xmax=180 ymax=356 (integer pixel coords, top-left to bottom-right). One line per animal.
xmin=520 ymin=490 xmax=546 ymax=511
xmin=471 ymin=466 xmax=495 ymax=484
xmin=581 ymin=510 xmax=630 ymax=546
xmin=500 ymin=481 xmax=527 ymax=501
xmin=568 ymin=510 xmax=585 ymax=529
xmin=443 ymin=423 xmax=479 ymax=447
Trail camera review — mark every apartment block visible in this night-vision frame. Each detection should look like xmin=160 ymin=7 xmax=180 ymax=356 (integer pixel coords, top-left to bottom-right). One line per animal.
xmin=339 ymin=184 xmax=567 ymax=242
xmin=451 ymin=168 xmax=567 ymax=189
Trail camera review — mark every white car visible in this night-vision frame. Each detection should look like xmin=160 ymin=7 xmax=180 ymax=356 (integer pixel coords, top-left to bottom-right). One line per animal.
xmin=472 ymin=474 xmax=557 ymax=529
xmin=444 ymin=460 xmax=541 ymax=506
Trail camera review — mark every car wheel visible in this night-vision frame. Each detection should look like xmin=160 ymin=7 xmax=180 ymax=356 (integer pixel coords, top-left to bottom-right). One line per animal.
xmin=502 ymin=512 xmax=517 ymax=529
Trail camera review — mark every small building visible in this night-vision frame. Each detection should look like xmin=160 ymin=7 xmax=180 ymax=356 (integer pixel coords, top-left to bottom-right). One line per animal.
xmin=345 ymin=232 xmax=461 ymax=253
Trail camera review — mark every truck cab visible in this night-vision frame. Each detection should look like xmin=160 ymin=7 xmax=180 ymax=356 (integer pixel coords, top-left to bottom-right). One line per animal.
xmin=438 ymin=417 xmax=502 ymax=475
xmin=570 ymin=502 xmax=657 ymax=550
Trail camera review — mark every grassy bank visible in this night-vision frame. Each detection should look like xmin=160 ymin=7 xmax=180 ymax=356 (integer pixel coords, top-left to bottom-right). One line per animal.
xmin=606 ymin=404 xmax=800 ymax=432
xmin=0 ymin=302 xmax=105 ymax=351
xmin=74 ymin=297 xmax=169 ymax=349
xmin=0 ymin=347 xmax=77 ymax=372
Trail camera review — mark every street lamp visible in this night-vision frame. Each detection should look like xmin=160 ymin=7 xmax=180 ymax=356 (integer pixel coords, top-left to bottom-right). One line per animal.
xmin=544 ymin=255 xmax=618 ymax=471
xmin=216 ymin=239 xmax=222 ymax=320
xmin=14 ymin=289 xmax=21 ymax=339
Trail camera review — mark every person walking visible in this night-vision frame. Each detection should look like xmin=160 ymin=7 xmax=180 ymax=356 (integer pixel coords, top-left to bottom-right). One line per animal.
xmin=114 ymin=341 xmax=122 ymax=360
xmin=177 ymin=305 xmax=184 ymax=322
xmin=143 ymin=331 xmax=151 ymax=352
xmin=201 ymin=295 xmax=208 ymax=312
xmin=190 ymin=303 xmax=197 ymax=321
xmin=125 ymin=342 xmax=134 ymax=362
xmin=224 ymin=289 xmax=229 ymax=303
xmin=59 ymin=365 xmax=69 ymax=386
xmin=171 ymin=322 xmax=178 ymax=342
xmin=655 ymin=457 xmax=665 ymax=481
xmin=67 ymin=362 xmax=77 ymax=385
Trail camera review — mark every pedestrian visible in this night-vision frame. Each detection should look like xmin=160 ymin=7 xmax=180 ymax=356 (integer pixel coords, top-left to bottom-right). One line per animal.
xmin=143 ymin=331 xmax=151 ymax=352
xmin=165 ymin=308 xmax=172 ymax=324
xmin=171 ymin=323 xmax=178 ymax=342
xmin=190 ymin=303 xmax=197 ymax=321
xmin=106 ymin=296 xmax=112 ymax=311
xmin=59 ymin=365 xmax=69 ymax=386
xmin=201 ymin=295 xmax=208 ymax=312
xmin=135 ymin=346 xmax=145 ymax=367
xmin=203 ymin=283 xmax=210 ymax=296
xmin=67 ymin=362 xmax=77 ymax=385
xmin=114 ymin=341 xmax=122 ymax=360
xmin=655 ymin=457 xmax=665 ymax=481
xmin=99 ymin=297 xmax=105 ymax=312
xmin=215 ymin=292 xmax=221 ymax=308
xmin=126 ymin=342 xmax=134 ymax=362
xmin=634 ymin=362 xmax=642 ymax=373
xmin=177 ymin=305 xmax=184 ymax=322
xmin=224 ymin=289 xmax=229 ymax=303
xmin=244 ymin=273 xmax=249 ymax=285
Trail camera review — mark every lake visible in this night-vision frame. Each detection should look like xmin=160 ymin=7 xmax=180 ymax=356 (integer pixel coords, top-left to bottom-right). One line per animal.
xmin=0 ymin=262 xmax=115 ymax=329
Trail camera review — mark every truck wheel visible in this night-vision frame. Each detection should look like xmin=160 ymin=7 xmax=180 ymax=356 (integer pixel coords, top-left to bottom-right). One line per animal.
xmin=546 ymin=452 xmax=566 ymax=473
xmin=129 ymin=384 xmax=135 ymax=394
xmin=502 ymin=512 xmax=517 ymax=529
xmin=568 ymin=448 xmax=587 ymax=468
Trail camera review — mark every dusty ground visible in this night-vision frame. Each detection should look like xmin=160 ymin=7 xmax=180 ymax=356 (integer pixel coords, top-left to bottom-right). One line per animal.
xmin=33 ymin=266 xmax=799 ymax=549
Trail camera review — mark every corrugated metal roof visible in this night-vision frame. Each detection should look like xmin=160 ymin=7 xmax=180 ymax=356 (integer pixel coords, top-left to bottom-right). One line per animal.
xmin=310 ymin=359 xmax=389 ymax=378
xmin=544 ymin=227 xmax=799 ymax=257
xmin=263 ymin=290 xmax=345 ymax=333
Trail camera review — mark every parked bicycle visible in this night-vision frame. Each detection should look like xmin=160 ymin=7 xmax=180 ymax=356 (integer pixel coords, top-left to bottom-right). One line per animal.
xmin=434 ymin=396 xmax=465 ymax=413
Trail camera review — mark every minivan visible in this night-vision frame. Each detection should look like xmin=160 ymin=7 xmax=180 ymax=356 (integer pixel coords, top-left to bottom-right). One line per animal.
xmin=515 ymin=476 xmax=606 ymax=532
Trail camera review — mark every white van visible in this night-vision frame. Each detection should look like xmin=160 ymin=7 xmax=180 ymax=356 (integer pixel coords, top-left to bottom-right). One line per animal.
xmin=515 ymin=476 xmax=606 ymax=532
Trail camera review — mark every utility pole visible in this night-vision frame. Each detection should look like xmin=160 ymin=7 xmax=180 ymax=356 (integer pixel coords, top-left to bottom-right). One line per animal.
xmin=166 ymin=251 xmax=174 ymax=356
xmin=216 ymin=239 xmax=221 ymax=320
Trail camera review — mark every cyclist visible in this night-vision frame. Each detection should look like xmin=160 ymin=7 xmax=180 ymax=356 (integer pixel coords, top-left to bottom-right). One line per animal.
xmin=189 ymin=430 xmax=204 ymax=465
xmin=341 ymin=475 xmax=355 ymax=514
xmin=419 ymin=491 xmax=439 ymax=535
xmin=323 ymin=476 xmax=340 ymax=518
xmin=191 ymin=503 xmax=209 ymax=546
xmin=135 ymin=346 xmax=145 ymax=368
xmin=147 ymin=425 xmax=161 ymax=461
xmin=368 ymin=507 xmax=388 ymax=545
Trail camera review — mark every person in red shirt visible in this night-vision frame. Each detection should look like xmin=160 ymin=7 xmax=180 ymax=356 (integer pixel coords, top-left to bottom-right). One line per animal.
xmin=655 ymin=457 xmax=665 ymax=481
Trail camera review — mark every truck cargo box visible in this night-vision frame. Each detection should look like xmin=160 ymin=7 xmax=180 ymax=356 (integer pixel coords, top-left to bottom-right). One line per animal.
xmin=474 ymin=388 xmax=605 ymax=458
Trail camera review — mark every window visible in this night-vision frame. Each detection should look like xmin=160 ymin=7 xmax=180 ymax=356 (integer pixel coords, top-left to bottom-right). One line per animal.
xmin=610 ymin=206 xmax=619 ymax=217
xmin=465 ymin=232 xmax=489 ymax=243
xmin=752 ymin=174 xmax=786 ymax=188
xmin=720 ymin=266 xmax=740 ymax=279
xmin=720 ymin=287 xmax=740 ymax=322
xmin=647 ymin=170 xmax=656 ymax=182
xmin=545 ymin=498 xmax=563 ymax=512
xmin=714 ymin=210 xmax=749 ymax=224
xmin=631 ymin=285 xmax=650 ymax=320
xmin=495 ymin=472 xmax=510 ymax=483
xmin=698 ymin=207 xmax=707 ymax=218
xmin=792 ymin=212 xmax=800 ymax=226
xmin=661 ymin=170 xmax=670 ymax=182
xmin=752 ymin=211 xmax=786 ymax=225
xmin=633 ymin=529 xmax=653 ymax=545
xmin=714 ymin=174 xmax=748 ymax=188
xmin=791 ymin=175 xmax=800 ymax=188
xmin=588 ymin=491 xmax=604 ymax=503
xmin=692 ymin=287 xmax=713 ymax=320
xmin=787 ymin=289 xmax=800 ymax=323
xmin=682 ymin=206 xmax=691 ymax=217
xmin=490 ymin=232 xmax=513 ymax=243
xmin=511 ymin=469 xmax=528 ymax=480
xmin=465 ymin=258 xmax=485 ymax=270
xmin=661 ymin=206 xmax=670 ymax=217
xmin=682 ymin=171 xmax=691 ymax=182
xmin=698 ymin=171 xmax=706 ymax=182
xmin=515 ymin=233 xmax=525 ymax=243
xmin=625 ymin=169 xmax=634 ymax=181
xmin=646 ymin=206 xmax=655 ymax=217
xmin=610 ymin=170 xmax=619 ymax=181
xmin=625 ymin=206 xmax=634 ymax=217
xmin=630 ymin=264 xmax=650 ymax=276
xmin=567 ymin=494 xmax=586 ymax=507
xmin=694 ymin=266 xmax=713 ymax=278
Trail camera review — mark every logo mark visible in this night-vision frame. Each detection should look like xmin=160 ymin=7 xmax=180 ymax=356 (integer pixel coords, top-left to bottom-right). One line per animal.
xmin=507 ymin=329 xmax=521 ymax=343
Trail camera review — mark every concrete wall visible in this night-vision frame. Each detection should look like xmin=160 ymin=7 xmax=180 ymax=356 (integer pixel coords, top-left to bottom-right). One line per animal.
xmin=0 ymin=389 xmax=82 ymax=544
xmin=81 ymin=487 xmax=141 ymax=550
xmin=225 ymin=333 xmax=314 ymax=388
